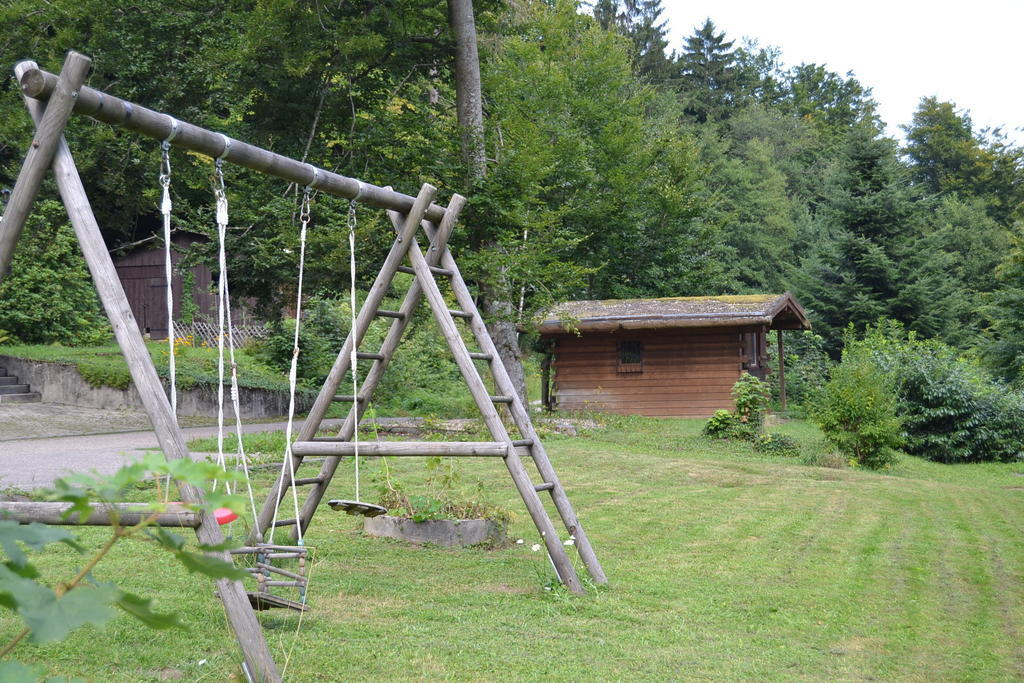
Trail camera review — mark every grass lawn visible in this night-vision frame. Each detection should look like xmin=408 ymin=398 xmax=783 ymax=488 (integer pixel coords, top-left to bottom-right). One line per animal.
xmin=3 ymin=416 xmax=1023 ymax=680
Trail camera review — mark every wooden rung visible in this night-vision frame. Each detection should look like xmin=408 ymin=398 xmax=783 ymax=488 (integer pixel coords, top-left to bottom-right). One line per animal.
xmin=512 ymin=439 xmax=534 ymax=447
xmin=356 ymin=352 xmax=386 ymax=361
xmin=376 ymin=309 xmax=405 ymax=319
xmin=490 ymin=395 xmax=514 ymax=403
xmin=468 ymin=352 xmax=493 ymax=361
xmin=449 ymin=309 xmax=473 ymax=319
xmin=272 ymin=518 xmax=298 ymax=527
xmin=397 ymin=265 xmax=452 ymax=276
xmin=293 ymin=477 xmax=323 ymax=486
xmin=291 ymin=440 xmax=509 ymax=458
xmin=264 ymin=580 xmax=305 ymax=588
xmin=534 ymin=482 xmax=555 ymax=492
xmin=230 ymin=545 xmax=306 ymax=555
xmin=332 ymin=394 xmax=366 ymax=402
xmin=256 ymin=562 xmax=307 ymax=582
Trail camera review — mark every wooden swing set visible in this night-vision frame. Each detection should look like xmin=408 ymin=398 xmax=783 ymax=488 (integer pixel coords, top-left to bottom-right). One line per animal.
xmin=0 ymin=52 xmax=605 ymax=681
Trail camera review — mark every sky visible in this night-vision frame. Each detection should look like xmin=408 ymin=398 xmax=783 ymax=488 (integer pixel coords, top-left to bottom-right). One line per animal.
xmin=661 ymin=0 xmax=1024 ymax=146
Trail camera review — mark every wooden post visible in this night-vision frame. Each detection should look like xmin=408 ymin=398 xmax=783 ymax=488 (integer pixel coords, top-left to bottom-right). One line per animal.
xmin=540 ymin=351 xmax=552 ymax=412
xmin=777 ymin=330 xmax=787 ymax=412
xmin=16 ymin=63 xmax=280 ymax=682
xmin=0 ymin=52 xmax=91 ymax=283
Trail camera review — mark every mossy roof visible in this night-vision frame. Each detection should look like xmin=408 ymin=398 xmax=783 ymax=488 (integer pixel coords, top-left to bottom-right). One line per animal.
xmin=535 ymin=293 xmax=810 ymax=334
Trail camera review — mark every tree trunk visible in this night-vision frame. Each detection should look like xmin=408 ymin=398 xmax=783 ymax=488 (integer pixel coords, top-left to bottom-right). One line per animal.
xmin=447 ymin=0 xmax=486 ymax=178
xmin=447 ymin=0 xmax=528 ymax=405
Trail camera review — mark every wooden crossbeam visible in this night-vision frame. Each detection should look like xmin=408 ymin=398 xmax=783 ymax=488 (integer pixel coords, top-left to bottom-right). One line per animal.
xmin=291 ymin=441 xmax=521 ymax=458
xmin=0 ymin=502 xmax=201 ymax=527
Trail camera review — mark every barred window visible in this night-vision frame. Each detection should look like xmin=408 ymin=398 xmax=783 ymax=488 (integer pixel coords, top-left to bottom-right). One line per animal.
xmin=618 ymin=340 xmax=644 ymax=373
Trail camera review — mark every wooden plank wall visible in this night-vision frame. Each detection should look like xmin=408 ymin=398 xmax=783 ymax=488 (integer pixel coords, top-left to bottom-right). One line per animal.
xmin=552 ymin=328 xmax=744 ymax=418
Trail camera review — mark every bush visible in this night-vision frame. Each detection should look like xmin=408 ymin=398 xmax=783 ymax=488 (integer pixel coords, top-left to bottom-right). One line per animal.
xmin=0 ymin=200 xmax=111 ymax=345
xmin=702 ymin=409 xmax=747 ymax=439
xmin=753 ymin=432 xmax=801 ymax=457
xmin=859 ymin=321 xmax=1024 ymax=463
xmin=809 ymin=344 xmax=903 ymax=469
xmin=731 ymin=372 xmax=772 ymax=429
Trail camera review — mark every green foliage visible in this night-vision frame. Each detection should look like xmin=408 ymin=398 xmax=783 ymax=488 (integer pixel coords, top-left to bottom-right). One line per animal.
xmin=859 ymin=322 xmax=1024 ymax=463
xmin=0 ymin=453 xmax=246 ymax=672
xmin=0 ymin=201 xmax=111 ymax=346
xmin=702 ymin=409 xmax=747 ymax=440
xmin=809 ymin=343 xmax=903 ymax=469
xmin=752 ymin=432 xmax=801 ymax=457
xmin=374 ymin=456 xmax=511 ymax=525
xmin=731 ymin=372 xmax=772 ymax=429
xmin=767 ymin=331 xmax=832 ymax=416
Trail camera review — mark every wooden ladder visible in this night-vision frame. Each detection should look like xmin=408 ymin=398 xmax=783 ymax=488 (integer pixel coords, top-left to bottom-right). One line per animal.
xmin=253 ymin=184 xmax=606 ymax=593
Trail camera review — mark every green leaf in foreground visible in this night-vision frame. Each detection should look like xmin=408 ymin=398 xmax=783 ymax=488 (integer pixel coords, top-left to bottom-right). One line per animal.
xmin=0 ymin=521 xmax=82 ymax=568
xmin=114 ymin=590 xmax=185 ymax=629
xmin=0 ymin=661 xmax=42 ymax=683
xmin=0 ymin=565 xmax=120 ymax=643
xmin=174 ymin=550 xmax=248 ymax=580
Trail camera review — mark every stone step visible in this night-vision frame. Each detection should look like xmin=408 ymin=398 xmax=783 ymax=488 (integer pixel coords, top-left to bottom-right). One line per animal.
xmin=0 ymin=384 xmax=30 ymax=395
xmin=0 ymin=376 xmax=19 ymax=385
xmin=0 ymin=367 xmax=7 ymax=377
xmin=0 ymin=392 xmax=41 ymax=404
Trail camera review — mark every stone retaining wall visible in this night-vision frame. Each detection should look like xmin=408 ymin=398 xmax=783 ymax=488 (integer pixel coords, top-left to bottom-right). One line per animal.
xmin=0 ymin=355 xmax=310 ymax=419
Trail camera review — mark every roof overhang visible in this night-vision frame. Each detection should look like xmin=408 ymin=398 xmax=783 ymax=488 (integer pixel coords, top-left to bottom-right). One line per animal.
xmin=536 ymin=292 xmax=811 ymax=335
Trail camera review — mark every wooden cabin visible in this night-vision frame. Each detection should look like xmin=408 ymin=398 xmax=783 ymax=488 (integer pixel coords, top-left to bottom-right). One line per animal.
xmin=535 ymin=293 xmax=811 ymax=418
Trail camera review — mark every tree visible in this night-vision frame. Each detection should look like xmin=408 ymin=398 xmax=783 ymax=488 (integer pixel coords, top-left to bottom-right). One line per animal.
xmin=676 ymin=19 xmax=743 ymax=123
xmin=0 ymin=200 xmax=110 ymax=345
xmin=794 ymin=122 xmax=938 ymax=353
xmin=593 ymin=0 xmax=674 ymax=82
xmin=903 ymin=97 xmax=1024 ymax=226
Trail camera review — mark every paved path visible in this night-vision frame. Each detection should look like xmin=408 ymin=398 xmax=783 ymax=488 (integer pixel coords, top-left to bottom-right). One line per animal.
xmin=0 ymin=403 xmax=340 ymax=490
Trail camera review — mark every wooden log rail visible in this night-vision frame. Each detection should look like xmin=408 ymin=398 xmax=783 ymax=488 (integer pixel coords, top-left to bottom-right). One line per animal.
xmin=0 ymin=501 xmax=201 ymax=527
xmin=15 ymin=63 xmax=448 ymax=223
xmin=290 ymin=440 xmax=531 ymax=458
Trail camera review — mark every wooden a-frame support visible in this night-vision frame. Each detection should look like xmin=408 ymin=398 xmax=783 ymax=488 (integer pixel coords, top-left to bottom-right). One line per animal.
xmin=1 ymin=53 xmax=279 ymax=682
xmin=3 ymin=49 xmax=606 ymax=681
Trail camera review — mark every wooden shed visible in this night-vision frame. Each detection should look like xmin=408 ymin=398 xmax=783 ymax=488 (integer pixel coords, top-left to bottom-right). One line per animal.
xmin=535 ymin=293 xmax=811 ymax=418
xmin=112 ymin=233 xmax=216 ymax=340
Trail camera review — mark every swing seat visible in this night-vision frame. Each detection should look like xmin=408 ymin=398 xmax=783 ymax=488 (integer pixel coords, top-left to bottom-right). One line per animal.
xmin=327 ymin=499 xmax=388 ymax=517
xmin=246 ymin=592 xmax=309 ymax=612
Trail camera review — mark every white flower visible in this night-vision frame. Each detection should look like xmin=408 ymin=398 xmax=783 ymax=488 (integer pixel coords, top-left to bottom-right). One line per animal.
xmin=563 ymin=538 xmax=575 ymax=546
xmin=544 ymin=586 xmax=552 ymax=591
xmin=531 ymin=543 xmax=541 ymax=552
xmin=282 ymin=248 xmax=293 ymax=254
xmin=516 ymin=539 xmax=524 ymax=545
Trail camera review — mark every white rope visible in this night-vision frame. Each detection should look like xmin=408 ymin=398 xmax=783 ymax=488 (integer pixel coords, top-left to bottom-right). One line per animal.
xmin=159 ymin=139 xmax=176 ymax=419
xmin=211 ymin=160 xmax=259 ymax=524
xmin=348 ymin=200 xmax=360 ymax=500
xmin=269 ymin=186 xmax=312 ymax=545
xmin=214 ymin=161 xmax=229 ymax=492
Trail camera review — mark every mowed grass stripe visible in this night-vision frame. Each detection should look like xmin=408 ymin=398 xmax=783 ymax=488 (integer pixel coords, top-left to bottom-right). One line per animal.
xmin=3 ymin=416 xmax=1023 ymax=680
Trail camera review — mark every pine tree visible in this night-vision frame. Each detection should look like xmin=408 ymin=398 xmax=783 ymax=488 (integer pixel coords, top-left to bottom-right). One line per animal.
xmin=592 ymin=0 xmax=674 ymax=82
xmin=795 ymin=122 xmax=938 ymax=353
xmin=676 ymin=19 xmax=741 ymax=122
